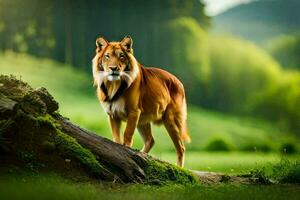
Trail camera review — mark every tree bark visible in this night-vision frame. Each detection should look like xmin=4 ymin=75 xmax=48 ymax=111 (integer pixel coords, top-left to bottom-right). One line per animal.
xmin=56 ymin=115 xmax=148 ymax=182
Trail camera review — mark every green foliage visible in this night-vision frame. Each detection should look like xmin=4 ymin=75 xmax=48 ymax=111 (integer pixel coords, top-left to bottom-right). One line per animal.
xmin=275 ymin=160 xmax=300 ymax=183
xmin=241 ymin=143 xmax=273 ymax=153
xmin=204 ymin=137 xmax=235 ymax=152
xmin=268 ymin=33 xmax=300 ymax=69
xmin=280 ymin=141 xmax=298 ymax=154
xmin=160 ymin=17 xmax=209 ymax=100
xmin=202 ymin=35 xmax=281 ymax=113
xmin=0 ymin=0 xmax=210 ymax=69
xmin=159 ymin=18 xmax=300 ymax=137
xmin=0 ymin=0 xmax=55 ymax=56
xmin=252 ymin=72 xmax=300 ymax=136
xmin=254 ymin=144 xmax=273 ymax=153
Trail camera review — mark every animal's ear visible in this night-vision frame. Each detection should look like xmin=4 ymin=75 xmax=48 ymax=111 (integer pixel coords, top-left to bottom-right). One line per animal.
xmin=121 ymin=36 xmax=133 ymax=53
xmin=96 ymin=37 xmax=108 ymax=51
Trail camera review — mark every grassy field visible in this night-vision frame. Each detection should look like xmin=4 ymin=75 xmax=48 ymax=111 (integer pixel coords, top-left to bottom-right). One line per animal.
xmin=159 ymin=152 xmax=299 ymax=173
xmin=1 ymin=52 xmax=295 ymax=154
xmin=1 ymin=52 xmax=298 ymax=171
xmin=1 ymin=52 xmax=300 ymax=199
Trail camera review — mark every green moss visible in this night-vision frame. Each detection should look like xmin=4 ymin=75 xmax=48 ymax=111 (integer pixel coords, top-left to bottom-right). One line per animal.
xmin=53 ymin=129 xmax=107 ymax=177
xmin=34 ymin=114 xmax=199 ymax=184
xmin=0 ymin=75 xmax=33 ymax=100
xmin=35 ymin=114 xmax=109 ymax=178
xmin=144 ymin=160 xmax=200 ymax=185
xmin=20 ymin=92 xmax=47 ymax=115
xmin=36 ymin=114 xmax=58 ymax=128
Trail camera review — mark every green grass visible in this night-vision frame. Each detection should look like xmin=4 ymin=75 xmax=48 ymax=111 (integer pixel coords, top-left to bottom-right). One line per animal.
xmin=0 ymin=52 xmax=295 ymax=154
xmin=157 ymin=152 xmax=298 ymax=174
xmin=251 ymin=159 xmax=300 ymax=184
xmin=0 ymin=174 xmax=299 ymax=200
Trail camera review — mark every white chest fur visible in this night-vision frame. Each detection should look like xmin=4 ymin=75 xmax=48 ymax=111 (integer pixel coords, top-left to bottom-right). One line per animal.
xmin=101 ymin=98 xmax=127 ymax=119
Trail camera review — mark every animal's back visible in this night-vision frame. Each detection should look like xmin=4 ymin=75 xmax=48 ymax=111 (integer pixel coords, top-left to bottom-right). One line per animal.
xmin=140 ymin=66 xmax=185 ymax=102
xmin=138 ymin=66 xmax=186 ymax=126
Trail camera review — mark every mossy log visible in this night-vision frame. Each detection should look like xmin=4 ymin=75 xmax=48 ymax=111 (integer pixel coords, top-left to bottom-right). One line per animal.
xmin=0 ymin=75 xmax=198 ymax=185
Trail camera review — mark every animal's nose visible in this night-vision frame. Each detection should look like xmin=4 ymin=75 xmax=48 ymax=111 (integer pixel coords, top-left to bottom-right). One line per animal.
xmin=109 ymin=66 xmax=118 ymax=71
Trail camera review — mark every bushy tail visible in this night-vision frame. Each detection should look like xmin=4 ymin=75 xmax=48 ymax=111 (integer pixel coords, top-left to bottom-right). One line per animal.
xmin=182 ymin=120 xmax=191 ymax=143
xmin=181 ymin=97 xmax=191 ymax=143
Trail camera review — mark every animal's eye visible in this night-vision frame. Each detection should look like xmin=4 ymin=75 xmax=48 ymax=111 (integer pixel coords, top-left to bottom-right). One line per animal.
xmin=119 ymin=54 xmax=125 ymax=59
xmin=105 ymin=54 xmax=110 ymax=59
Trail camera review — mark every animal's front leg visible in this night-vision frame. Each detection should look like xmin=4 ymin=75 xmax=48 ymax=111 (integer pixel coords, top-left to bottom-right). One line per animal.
xmin=123 ymin=109 xmax=141 ymax=147
xmin=109 ymin=116 xmax=122 ymax=144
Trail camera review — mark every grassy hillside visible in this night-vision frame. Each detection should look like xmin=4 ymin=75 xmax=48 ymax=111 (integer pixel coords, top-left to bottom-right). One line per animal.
xmin=213 ymin=0 xmax=300 ymax=45
xmin=0 ymin=52 xmax=294 ymax=155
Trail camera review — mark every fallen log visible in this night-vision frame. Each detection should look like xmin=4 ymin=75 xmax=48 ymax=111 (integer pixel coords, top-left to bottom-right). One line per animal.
xmin=0 ymin=75 xmax=263 ymax=185
xmin=0 ymin=75 xmax=197 ymax=185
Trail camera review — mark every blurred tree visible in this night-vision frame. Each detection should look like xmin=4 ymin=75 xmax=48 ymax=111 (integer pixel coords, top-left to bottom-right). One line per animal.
xmin=0 ymin=0 xmax=54 ymax=56
xmin=268 ymin=33 xmax=300 ymax=70
xmin=252 ymin=72 xmax=300 ymax=136
xmin=158 ymin=17 xmax=210 ymax=103
xmin=0 ymin=0 xmax=209 ymax=70
xmin=203 ymin=36 xmax=282 ymax=113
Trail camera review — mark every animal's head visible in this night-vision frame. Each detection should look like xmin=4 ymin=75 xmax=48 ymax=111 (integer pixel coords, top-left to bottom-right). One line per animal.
xmin=92 ymin=36 xmax=139 ymax=86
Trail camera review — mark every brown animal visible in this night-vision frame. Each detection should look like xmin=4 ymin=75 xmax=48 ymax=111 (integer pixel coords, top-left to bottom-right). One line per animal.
xmin=92 ymin=36 xmax=190 ymax=167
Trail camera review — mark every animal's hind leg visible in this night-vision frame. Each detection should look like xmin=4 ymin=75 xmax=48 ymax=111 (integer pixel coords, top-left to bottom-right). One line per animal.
xmin=163 ymin=110 xmax=185 ymax=167
xmin=137 ymin=123 xmax=155 ymax=153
